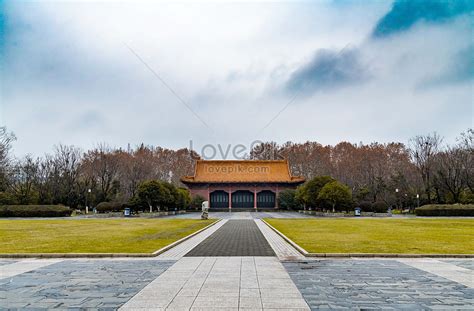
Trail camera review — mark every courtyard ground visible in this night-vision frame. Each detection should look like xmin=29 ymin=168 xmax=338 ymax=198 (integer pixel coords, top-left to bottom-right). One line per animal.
xmin=0 ymin=218 xmax=214 ymax=253
xmin=265 ymin=218 xmax=474 ymax=254
xmin=1 ymin=213 xmax=472 ymax=310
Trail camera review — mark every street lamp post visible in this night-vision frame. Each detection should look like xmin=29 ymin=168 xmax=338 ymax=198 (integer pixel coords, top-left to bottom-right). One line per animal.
xmin=416 ymin=193 xmax=420 ymax=211
xmin=86 ymin=188 xmax=91 ymax=214
xmin=395 ymin=188 xmax=399 ymax=210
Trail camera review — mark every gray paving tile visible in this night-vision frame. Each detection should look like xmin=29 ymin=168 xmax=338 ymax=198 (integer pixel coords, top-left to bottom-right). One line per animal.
xmin=442 ymin=259 xmax=474 ymax=271
xmin=0 ymin=259 xmax=175 ymax=309
xmin=0 ymin=260 xmax=16 ymax=266
xmin=284 ymin=260 xmax=474 ymax=310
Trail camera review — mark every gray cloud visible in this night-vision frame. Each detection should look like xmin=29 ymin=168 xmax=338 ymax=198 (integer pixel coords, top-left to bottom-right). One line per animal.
xmin=372 ymin=0 xmax=474 ymax=38
xmin=418 ymin=44 xmax=474 ymax=88
xmin=285 ymin=48 xmax=370 ymax=96
xmin=1 ymin=1 xmax=471 ymax=157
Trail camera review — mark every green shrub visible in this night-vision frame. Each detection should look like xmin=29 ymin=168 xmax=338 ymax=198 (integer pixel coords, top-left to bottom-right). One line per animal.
xmin=0 ymin=205 xmax=71 ymax=217
xmin=190 ymin=195 xmax=205 ymax=210
xmin=278 ymin=189 xmax=301 ymax=210
xmin=297 ymin=176 xmax=335 ymax=208
xmin=372 ymin=201 xmax=389 ymax=213
xmin=317 ymin=181 xmax=352 ymax=212
xmin=95 ymin=201 xmax=124 ymax=213
xmin=415 ymin=204 xmax=474 ymax=216
xmin=358 ymin=201 xmax=372 ymax=212
xmin=0 ymin=192 xmax=17 ymax=205
xmin=460 ymin=191 xmax=474 ymax=204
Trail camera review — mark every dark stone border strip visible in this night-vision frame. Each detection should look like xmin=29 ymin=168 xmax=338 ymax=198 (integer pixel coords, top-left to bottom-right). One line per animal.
xmin=0 ymin=219 xmax=220 ymax=259
xmin=262 ymin=219 xmax=474 ymax=258
xmin=185 ymin=219 xmax=276 ymax=256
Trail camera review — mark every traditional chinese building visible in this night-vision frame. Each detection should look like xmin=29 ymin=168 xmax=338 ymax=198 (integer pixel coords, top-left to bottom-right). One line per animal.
xmin=181 ymin=160 xmax=305 ymax=210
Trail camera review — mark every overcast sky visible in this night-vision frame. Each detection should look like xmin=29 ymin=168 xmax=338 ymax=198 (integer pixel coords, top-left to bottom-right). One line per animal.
xmin=1 ymin=0 xmax=473 ymax=158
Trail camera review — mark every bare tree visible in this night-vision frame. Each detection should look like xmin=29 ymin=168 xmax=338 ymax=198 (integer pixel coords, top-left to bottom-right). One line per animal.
xmin=53 ymin=144 xmax=82 ymax=207
xmin=81 ymin=144 xmax=120 ymax=202
xmin=457 ymin=129 xmax=474 ymax=192
xmin=35 ymin=154 xmax=55 ymax=204
xmin=409 ymin=133 xmax=443 ymax=203
xmin=434 ymin=147 xmax=465 ymax=203
xmin=8 ymin=155 xmax=39 ymax=204
xmin=0 ymin=127 xmax=16 ymax=191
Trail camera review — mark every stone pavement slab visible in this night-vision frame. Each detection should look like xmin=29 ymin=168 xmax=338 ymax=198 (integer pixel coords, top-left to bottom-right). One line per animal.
xmin=0 ymin=259 xmax=63 ymax=280
xmin=398 ymin=258 xmax=474 ymax=288
xmin=255 ymin=219 xmax=305 ymax=261
xmin=158 ymin=219 xmax=228 ymax=259
xmin=0 ymin=259 xmax=175 ymax=309
xmin=284 ymin=259 xmax=474 ymax=310
xmin=442 ymin=259 xmax=474 ymax=271
xmin=185 ymin=220 xmax=275 ymax=257
xmin=121 ymin=257 xmax=309 ymax=310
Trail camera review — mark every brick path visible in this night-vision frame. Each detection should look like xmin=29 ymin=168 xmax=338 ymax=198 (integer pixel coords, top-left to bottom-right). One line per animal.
xmin=185 ymin=220 xmax=275 ymax=257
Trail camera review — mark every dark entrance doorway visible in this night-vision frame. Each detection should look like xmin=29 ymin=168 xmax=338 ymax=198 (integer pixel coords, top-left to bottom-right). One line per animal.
xmin=231 ymin=190 xmax=254 ymax=208
xmin=257 ymin=190 xmax=276 ymax=208
xmin=210 ymin=190 xmax=229 ymax=208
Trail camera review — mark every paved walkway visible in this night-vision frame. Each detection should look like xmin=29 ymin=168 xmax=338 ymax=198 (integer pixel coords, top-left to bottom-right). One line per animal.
xmin=255 ymin=219 xmax=305 ymax=261
xmin=1 ymin=215 xmax=473 ymax=310
xmin=398 ymin=258 xmax=474 ymax=288
xmin=120 ymin=257 xmax=310 ymax=311
xmin=158 ymin=220 xmax=228 ymax=259
xmin=0 ymin=259 xmax=175 ymax=309
xmin=0 ymin=259 xmax=63 ymax=279
xmin=285 ymin=259 xmax=474 ymax=310
xmin=185 ymin=220 xmax=275 ymax=257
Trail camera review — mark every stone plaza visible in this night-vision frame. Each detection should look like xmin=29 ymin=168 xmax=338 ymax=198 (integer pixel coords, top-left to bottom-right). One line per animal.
xmin=1 ymin=212 xmax=473 ymax=310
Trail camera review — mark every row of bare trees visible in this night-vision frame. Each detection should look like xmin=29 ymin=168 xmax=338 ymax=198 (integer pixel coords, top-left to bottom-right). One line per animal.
xmin=0 ymin=133 xmax=197 ymax=208
xmin=0 ymin=126 xmax=472 ymax=208
xmin=250 ymin=129 xmax=473 ymax=207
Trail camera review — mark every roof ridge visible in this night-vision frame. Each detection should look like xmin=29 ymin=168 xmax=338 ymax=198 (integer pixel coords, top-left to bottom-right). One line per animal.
xmin=181 ymin=160 xmax=305 ymax=184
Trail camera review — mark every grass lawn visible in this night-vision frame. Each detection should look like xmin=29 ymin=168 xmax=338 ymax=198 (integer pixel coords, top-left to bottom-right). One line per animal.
xmin=0 ymin=218 xmax=215 ymax=253
xmin=265 ymin=218 xmax=474 ymax=254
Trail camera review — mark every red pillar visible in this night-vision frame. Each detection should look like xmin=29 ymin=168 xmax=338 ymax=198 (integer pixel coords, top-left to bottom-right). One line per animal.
xmin=276 ymin=184 xmax=279 ymax=209
xmin=254 ymin=185 xmax=257 ymax=209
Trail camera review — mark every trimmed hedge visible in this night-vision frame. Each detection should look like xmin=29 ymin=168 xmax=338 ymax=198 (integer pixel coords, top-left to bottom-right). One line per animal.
xmin=0 ymin=205 xmax=71 ymax=217
xmin=358 ymin=201 xmax=372 ymax=212
xmin=372 ymin=201 xmax=389 ymax=213
xmin=357 ymin=201 xmax=389 ymax=213
xmin=415 ymin=204 xmax=474 ymax=216
xmin=95 ymin=201 xmax=124 ymax=213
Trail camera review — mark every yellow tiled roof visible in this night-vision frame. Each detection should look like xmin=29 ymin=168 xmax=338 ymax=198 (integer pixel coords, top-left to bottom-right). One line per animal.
xmin=181 ymin=160 xmax=305 ymax=184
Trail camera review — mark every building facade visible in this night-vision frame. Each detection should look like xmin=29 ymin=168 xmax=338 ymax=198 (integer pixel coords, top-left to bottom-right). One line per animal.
xmin=181 ymin=160 xmax=305 ymax=210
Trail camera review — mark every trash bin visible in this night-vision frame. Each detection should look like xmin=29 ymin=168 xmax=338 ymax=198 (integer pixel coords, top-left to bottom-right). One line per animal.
xmin=354 ymin=207 xmax=361 ymax=216
xmin=124 ymin=208 xmax=131 ymax=217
